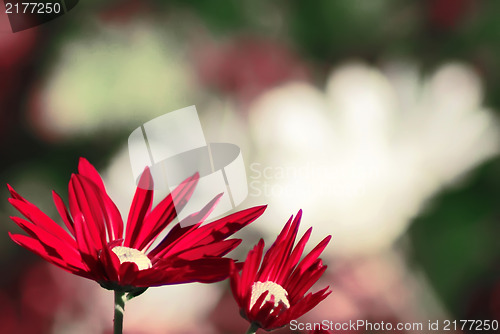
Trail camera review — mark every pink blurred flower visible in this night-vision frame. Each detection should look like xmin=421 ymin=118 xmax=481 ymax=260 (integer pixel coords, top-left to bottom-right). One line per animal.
xmin=427 ymin=0 xmax=474 ymax=30
xmin=193 ymin=37 xmax=309 ymax=106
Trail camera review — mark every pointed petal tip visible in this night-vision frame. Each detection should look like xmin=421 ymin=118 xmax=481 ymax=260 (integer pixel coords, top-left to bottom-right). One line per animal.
xmin=176 ymin=172 xmax=200 ymax=188
xmin=77 ymin=157 xmax=91 ymax=171
xmin=137 ymin=167 xmax=154 ymax=189
xmin=76 ymin=158 xmax=107 ymax=191
xmin=69 ymin=173 xmax=89 ymax=184
xmin=51 ymin=189 xmax=63 ymax=199
xmin=6 ymin=184 xmax=20 ymax=199
xmin=251 ymin=205 xmax=267 ymax=214
xmin=294 ymin=209 xmax=303 ymax=223
xmin=229 ymin=259 xmax=237 ymax=272
xmin=231 ymin=238 xmax=242 ymax=247
xmin=8 ymin=232 xmax=29 ymax=245
xmin=188 ymin=172 xmax=200 ymax=182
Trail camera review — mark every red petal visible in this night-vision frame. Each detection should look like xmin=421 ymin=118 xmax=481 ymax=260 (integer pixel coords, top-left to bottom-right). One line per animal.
xmin=271 ymin=287 xmax=331 ymax=328
xmin=134 ymin=173 xmax=199 ymax=251
xmin=154 ymin=205 xmax=266 ymax=258
xmin=10 ymin=216 xmax=78 ymax=255
xmin=190 ymin=205 xmax=267 ymax=247
xmin=124 ymin=168 xmax=154 ymax=248
xmin=7 ymin=184 xmax=23 ymax=200
xmin=99 ymin=244 xmax=121 ymax=282
xmin=249 ymin=290 xmax=270 ymax=314
xmin=286 ymin=227 xmax=312 ymax=271
xmin=258 ymin=214 xmax=294 ymax=280
xmin=287 ymin=260 xmax=327 ymax=303
xmin=77 ymin=158 xmax=124 ymax=240
xmin=175 ymin=239 xmax=241 ymax=260
xmin=98 ymin=188 xmax=124 ymax=240
xmin=147 ymin=223 xmax=198 ymax=257
xmin=118 ymin=262 xmax=140 ymax=286
xmin=266 ymin=211 xmax=302 ymax=282
xmin=240 ymin=240 xmax=264 ymax=299
xmin=72 ymin=213 xmax=99 ymax=258
xmin=248 ymin=292 xmax=277 ymax=327
xmin=177 ymin=192 xmax=222 ymax=228
xmin=147 ymin=258 xmax=234 ymax=285
xmin=68 ymin=175 xmax=107 ymax=249
xmin=292 ymin=235 xmax=331 ymax=277
xmin=229 ymin=261 xmax=244 ymax=308
xmin=9 ymin=233 xmax=89 ymax=277
xmin=77 ymin=157 xmax=106 ymax=192
xmin=148 ymin=193 xmax=224 ymax=257
xmin=69 ymin=175 xmax=124 ymax=246
xmin=52 ymin=191 xmax=75 ymax=236
xmin=175 ymin=258 xmax=233 ymax=283
xmin=129 ymin=267 xmax=167 ymax=287
xmin=8 ymin=197 xmax=76 ymax=246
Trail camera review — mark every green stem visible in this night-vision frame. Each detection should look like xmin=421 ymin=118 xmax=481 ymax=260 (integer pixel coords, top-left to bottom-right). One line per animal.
xmin=246 ymin=323 xmax=259 ymax=334
xmin=114 ymin=290 xmax=126 ymax=334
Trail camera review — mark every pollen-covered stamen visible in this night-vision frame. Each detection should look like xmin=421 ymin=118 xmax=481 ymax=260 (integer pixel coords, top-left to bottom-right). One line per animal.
xmin=112 ymin=246 xmax=152 ymax=271
xmin=250 ymin=281 xmax=290 ymax=310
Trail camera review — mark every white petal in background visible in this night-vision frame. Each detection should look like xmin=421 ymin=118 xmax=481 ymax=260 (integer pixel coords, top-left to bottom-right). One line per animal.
xmin=247 ymin=61 xmax=500 ymax=256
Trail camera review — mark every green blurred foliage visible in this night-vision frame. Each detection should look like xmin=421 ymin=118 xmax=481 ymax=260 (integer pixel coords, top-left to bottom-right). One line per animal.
xmin=409 ymin=156 xmax=500 ymax=315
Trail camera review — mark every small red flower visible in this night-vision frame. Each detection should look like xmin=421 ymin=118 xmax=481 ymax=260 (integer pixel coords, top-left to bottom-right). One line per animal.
xmin=230 ymin=210 xmax=331 ymax=331
xmin=7 ymin=158 xmax=266 ymax=292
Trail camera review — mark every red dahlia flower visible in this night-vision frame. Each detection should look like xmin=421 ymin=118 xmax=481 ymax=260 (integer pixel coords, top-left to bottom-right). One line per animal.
xmin=7 ymin=158 xmax=266 ymax=292
xmin=230 ymin=210 xmax=331 ymax=332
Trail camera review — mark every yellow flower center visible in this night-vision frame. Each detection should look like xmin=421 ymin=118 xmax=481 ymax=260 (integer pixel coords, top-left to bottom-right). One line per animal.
xmin=250 ymin=281 xmax=290 ymax=310
xmin=112 ymin=246 xmax=152 ymax=271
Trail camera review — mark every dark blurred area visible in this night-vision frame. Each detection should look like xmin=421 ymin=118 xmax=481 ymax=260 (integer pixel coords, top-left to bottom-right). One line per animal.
xmin=1 ymin=0 xmax=500 ymax=333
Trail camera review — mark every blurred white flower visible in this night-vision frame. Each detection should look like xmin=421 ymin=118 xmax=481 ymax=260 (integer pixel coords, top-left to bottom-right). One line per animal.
xmin=31 ymin=20 xmax=195 ymax=138
xmin=248 ymin=61 xmax=500 ymax=256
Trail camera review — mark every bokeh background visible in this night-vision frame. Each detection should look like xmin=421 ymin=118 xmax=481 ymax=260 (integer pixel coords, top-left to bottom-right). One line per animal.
xmin=1 ymin=0 xmax=500 ymax=333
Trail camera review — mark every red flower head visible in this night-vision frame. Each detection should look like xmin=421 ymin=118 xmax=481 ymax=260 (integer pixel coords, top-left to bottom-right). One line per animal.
xmin=7 ymin=158 xmax=266 ymax=294
xmin=230 ymin=210 xmax=331 ymax=331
